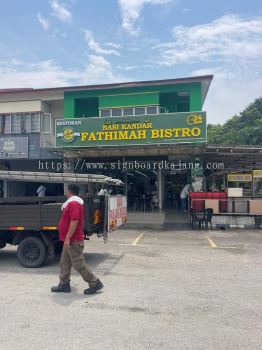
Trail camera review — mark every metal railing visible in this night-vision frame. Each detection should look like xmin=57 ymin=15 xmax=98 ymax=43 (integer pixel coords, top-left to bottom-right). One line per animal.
xmin=40 ymin=133 xmax=55 ymax=148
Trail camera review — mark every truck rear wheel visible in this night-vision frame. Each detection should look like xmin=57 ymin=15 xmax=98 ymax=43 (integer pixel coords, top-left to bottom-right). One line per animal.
xmin=17 ymin=237 xmax=47 ymax=268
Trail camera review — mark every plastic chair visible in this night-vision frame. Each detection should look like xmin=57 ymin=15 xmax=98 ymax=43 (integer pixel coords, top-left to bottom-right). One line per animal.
xmin=190 ymin=208 xmax=205 ymax=229
xmin=203 ymin=208 xmax=213 ymax=229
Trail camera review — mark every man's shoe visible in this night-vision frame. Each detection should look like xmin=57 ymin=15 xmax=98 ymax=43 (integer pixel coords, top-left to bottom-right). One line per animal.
xmin=51 ymin=282 xmax=71 ymax=293
xmin=84 ymin=279 xmax=103 ymax=295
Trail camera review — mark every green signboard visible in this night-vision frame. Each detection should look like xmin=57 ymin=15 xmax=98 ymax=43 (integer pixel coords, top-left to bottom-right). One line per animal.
xmin=55 ymin=112 xmax=206 ymax=148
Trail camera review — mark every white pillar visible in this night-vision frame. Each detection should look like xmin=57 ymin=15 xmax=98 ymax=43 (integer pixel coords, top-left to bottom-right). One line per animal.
xmin=124 ymin=172 xmax=128 ymax=195
xmin=3 ymin=180 xmax=8 ymax=198
xmin=158 ymin=168 xmax=162 ymax=211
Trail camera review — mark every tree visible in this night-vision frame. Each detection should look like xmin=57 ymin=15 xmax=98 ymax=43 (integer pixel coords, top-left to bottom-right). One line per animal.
xmin=207 ymin=97 xmax=262 ymax=145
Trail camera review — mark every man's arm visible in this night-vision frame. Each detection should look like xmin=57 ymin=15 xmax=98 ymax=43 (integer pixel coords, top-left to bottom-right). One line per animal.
xmin=64 ymin=220 xmax=79 ymax=247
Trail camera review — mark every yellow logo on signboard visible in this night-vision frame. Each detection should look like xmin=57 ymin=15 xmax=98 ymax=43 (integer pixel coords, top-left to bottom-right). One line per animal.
xmin=56 ymin=127 xmax=81 ymax=143
xmin=63 ymin=128 xmax=75 ymax=142
xmin=187 ymin=115 xmax=203 ymax=126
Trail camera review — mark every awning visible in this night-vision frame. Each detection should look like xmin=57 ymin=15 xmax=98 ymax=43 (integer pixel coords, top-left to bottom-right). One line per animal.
xmin=0 ymin=171 xmax=124 ymax=186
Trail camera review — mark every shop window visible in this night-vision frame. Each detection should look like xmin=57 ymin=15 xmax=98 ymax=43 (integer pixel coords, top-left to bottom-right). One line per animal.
xmin=101 ymin=109 xmax=110 ymax=117
xmin=41 ymin=113 xmax=51 ymax=133
xmin=177 ymin=91 xmax=190 ymax=112
xmin=0 ymin=116 xmax=4 ymax=134
xmin=11 ymin=114 xmax=22 ymax=134
xmin=112 ymin=108 xmax=122 ymax=117
xmin=123 ymin=108 xmax=134 ymax=116
xmin=159 ymin=107 xmax=168 ymax=113
xmin=100 ymin=106 xmax=159 ymax=118
xmin=21 ymin=114 xmax=31 ymax=133
xmin=4 ymin=115 xmax=11 ymax=134
xmin=135 ymin=107 xmax=145 ymax=115
xmin=0 ymin=113 xmax=47 ymax=134
xmin=31 ymin=113 xmax=41 ymax=132
xmin=146 ymin=106 xmax=157 ymax=115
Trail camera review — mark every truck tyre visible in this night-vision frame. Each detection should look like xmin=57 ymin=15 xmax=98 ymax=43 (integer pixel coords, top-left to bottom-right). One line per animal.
xmin=17 ymin=237 xmax=47 ymax=268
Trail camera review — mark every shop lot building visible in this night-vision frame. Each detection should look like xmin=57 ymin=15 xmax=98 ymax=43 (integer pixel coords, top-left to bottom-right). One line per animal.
xmin=1 ymin=76 xmax=262 ymax=227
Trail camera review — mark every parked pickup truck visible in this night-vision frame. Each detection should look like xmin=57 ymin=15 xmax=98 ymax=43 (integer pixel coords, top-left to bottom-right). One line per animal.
xmin=0 ymin=171 xmax=127 ymax=268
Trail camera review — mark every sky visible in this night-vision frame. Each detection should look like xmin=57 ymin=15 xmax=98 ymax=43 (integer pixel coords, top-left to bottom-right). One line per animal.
xmin=0 ymin=0 xmax=262 ymax=124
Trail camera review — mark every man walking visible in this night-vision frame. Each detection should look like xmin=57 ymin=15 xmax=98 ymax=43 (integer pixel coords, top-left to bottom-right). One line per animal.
xmin=51 ymin=184 xmax=103 ymax=294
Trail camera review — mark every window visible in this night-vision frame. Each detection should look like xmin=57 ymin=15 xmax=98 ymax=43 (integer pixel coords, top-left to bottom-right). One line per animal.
xmin=177 ymin=91 xmax=190 ymax=112
xmin=123 ymin=108 xmax=134 ymax=116
xmin=111 ymin=108 xmax=122 ymax=117
xmin=11 ymin=114 xmax=22 ymax=134
xmin=146 ymin=106 xmax=157 ymax=115
xmin=31 ymin=113 xmax=41 ymax=132
xmin=0 ymin=113 xmax=48 ymax=134
xmin=101 ymin=109 xmax=111 ymax=117
xmin=135 ymin=107 xmax=145 ymax=115
xmin=4 ymin=116 xmax=11 ymax=134
xmin=22 ymin=114 xmax=31 ymax=133
xmin=41 ymin=113 xmax=51 ymax=133
xmin=99 ymin=106 xmax=160 ymax=118
xmin=0 ymin=116 xmax=3 ymax=134
xmin=159 ymin=107 xmax=168 ymax=114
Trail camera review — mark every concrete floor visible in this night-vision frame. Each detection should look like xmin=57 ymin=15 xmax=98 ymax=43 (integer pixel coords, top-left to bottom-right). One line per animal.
xmin=0 ymin=229 xmax=262 ymax=350
xmin=126 ymin=209 xmax=190 ymax=229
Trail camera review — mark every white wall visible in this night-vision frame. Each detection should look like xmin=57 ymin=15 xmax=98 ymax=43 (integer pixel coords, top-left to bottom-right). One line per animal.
xmin=0 ymin=100 xmax=42 ymax=113
xmin=48 ymin=100 xmax=64 ymax=136
xmin=49 ymin=100 xmax=63 ymax=119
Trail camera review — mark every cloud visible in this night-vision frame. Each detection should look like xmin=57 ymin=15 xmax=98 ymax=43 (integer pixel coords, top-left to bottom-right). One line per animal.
xmin=150 ymin=14 xmax=262 ymax=124
xmin=156 ymin=15 xmax=262 ymax=65
xmin=81 ymin=55 xmax=126 ymax=85
xmin=0 ymin=59 xmax=78 ymax=88
xmin=117 ymin=64 xmax=140 ymax=71
xmin=51 ymin=29 xmax=67 ymax=38
xmin=107 ymin=42 xmax=122 ymax=49
xmin=192 ymin=66 xmax=262 ymax=124
xmin=37 ymin=13 xmax=50 ymax=31
xmin=49 ymin=0 xmax=72 ymax=22
xmin=0 ymin=56 xmax=129 ymax=89
xmin=118 ymin=0 xmax=171 ymax=35
xmin=84 ymin=30 xmax=120 ymax=56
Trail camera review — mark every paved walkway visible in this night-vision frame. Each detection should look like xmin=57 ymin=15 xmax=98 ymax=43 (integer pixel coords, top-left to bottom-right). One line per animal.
xmin=126 ymin=208 xmax=190 ymax=229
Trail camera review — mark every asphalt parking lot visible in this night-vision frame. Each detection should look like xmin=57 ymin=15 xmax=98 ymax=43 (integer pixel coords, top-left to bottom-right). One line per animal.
xmin=0 ymin=229 xmax=262 ymax=350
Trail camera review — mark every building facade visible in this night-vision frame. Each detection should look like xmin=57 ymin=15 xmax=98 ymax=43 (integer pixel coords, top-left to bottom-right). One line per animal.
xmin=0 ymin=76 xmax=213 ymax=205
xmin=2 ymin=76 xmax=262 ymax=228
xmin=0 ymin=88 xmax=64 ymax=196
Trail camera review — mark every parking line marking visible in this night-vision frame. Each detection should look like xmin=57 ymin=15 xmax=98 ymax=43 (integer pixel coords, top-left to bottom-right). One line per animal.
xmin=118 ymin=244 xmax=150 ymax=247
xmin=132 ymin=232 xmax=145 ymax=245
xmin=217 ymin=246 xmax=242 ymax=250
xmin=206 ymin=235 xmax=240 ymax=250
xmin=206 ymin=236 xmax=218 ymax=248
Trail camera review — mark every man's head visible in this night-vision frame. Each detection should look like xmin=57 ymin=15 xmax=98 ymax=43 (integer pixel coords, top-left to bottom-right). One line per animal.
xmin=67 ymin=184 xmax=79 ymax=198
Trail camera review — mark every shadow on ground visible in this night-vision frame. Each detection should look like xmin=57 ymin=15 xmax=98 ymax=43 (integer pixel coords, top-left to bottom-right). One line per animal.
xmin=0 ymin=249 xmax=124 ymax=276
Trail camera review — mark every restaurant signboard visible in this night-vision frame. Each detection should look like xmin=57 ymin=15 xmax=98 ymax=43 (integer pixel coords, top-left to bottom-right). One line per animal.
xmin=0 ymin=137 xmax=28 ymax=159
xmin=253 ymin=170 xmax=262 ymax=178
xmin=56 ymin=112 xmax=207 ymax=148
xmin=227 ymin=174 xmax=252 ymax=182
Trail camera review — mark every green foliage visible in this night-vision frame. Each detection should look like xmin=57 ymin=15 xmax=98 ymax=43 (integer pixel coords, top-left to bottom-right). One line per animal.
xmin=208 ymin=97 xmax=262 ymax=145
